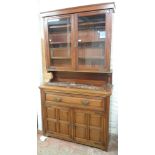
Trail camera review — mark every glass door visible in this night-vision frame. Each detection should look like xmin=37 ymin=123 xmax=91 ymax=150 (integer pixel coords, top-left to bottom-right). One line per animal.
xmin=47 ymin=15 xmax=72 ymax=70
xmin=77 ymin=12 xmax=106 ymax=72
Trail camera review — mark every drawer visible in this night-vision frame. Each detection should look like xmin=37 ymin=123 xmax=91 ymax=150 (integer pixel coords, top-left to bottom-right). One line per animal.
xmin=45 ymin=93 xmax=105 ymax=110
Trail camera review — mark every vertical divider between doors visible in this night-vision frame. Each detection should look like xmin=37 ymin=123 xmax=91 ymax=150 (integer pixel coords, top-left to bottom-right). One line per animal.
xmin=71 ymin=14 xmax=78 ymax=70
xmin=87 ymin=113 xmax=90 ymax=140
xmin=56 ymin=108 xmax=60 ymax=133
xmin=71 ymin=108 xmax=74 ymax=140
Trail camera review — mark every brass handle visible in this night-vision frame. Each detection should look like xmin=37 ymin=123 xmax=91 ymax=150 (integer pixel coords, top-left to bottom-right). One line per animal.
xmin=81 ymin=100 xmax=89 ymax=106
xmin=53 ymin=97 xmax=61 ymax=102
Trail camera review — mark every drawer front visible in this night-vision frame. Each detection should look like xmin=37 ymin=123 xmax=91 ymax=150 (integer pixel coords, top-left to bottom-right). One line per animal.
xmin=45 ymin=93 xmax=105 ymax=110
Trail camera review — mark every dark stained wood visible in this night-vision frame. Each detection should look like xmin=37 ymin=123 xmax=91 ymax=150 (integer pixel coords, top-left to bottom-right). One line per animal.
xmin=43 ymin=18 xmax=50 ymax=69
xmin=40 ymin=2 xmax=115 ymax=17
xmin=40 ymin=89 xmax=46 ymax=134
xmin=71 ymin=14 xmax=76 ymax=70
xmin=40 ymin=2 xmax=114 ymax=151
xmin=40 ymin=85 xmax=111 ymax=150
xmin=104 ymin=12 xmax=112 ymax=71
xmin=44 ymin=15 xmax=73 ymax=71
xmin=42 ymin=3 xmax=114 ymax=73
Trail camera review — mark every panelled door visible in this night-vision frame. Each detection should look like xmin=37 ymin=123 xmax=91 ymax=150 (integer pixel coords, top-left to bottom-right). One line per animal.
xmin=45 ymin=15 xmax=73 ymax=70
xmin=44 ymin=11 xmax=112 ymax=72
xmin=44 ymin=105 xmax=106 ymax=147
xmin=45 ymin=105 xmax=72 ymax=140
xmin=73 ymin=109 xmax=106 ymax=147
xmin=88 ymin=111 xmax=105 ymax=146
xmin=73 ymin=109 xmax=88 ymax=142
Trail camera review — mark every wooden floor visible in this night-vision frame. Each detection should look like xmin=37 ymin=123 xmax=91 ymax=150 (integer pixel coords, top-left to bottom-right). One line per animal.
xmin=37 ymin=133 xmax=118 ymax=155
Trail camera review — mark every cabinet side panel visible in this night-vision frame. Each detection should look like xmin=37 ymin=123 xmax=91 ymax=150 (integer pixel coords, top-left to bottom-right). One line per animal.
xmin=40 ymin=89 xmax=47 ymax=134
xmin=105 ymin=96 xmax=110 ymax=151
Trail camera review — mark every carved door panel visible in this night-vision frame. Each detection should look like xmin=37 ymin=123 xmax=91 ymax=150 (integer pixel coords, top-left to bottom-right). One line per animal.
xmin=73 ymin=109 xmax=88 ymax=143
xmin=57 ymin=107 xmax=72 ymax=139
xmin=88 ymin=111 xmax=105 ymax=146
xmin=73 ymin=109 xmax=105 ymax=147
xmin=45 ymin=105 xmax=72 ymax=140
xmin=46 ymin=106 xmax=57 ymax=134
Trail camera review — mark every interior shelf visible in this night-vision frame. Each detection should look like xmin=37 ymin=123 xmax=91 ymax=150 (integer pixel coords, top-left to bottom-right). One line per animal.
xmin=78 ymin=40 xmax=105 ymax=43
xmin=78 ymin=56 xmax=104 ymax=59
xmin=50 ymin=42 xmax=69 ymax=44
xmin=49 ymin=25 xmax=71 ymax=29
xmin=79 ymin=21 xmax=105 ymax=26
xmin=51 ymin=57 xmax=71 ymax=59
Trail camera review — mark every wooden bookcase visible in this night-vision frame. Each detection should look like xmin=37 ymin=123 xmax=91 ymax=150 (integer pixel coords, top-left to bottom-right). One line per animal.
xmin=40 ymin=2 xmax=115 ymax=151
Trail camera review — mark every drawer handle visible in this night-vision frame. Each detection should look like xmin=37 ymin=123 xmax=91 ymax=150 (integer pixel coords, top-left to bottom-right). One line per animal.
xmin=81 ymin=100 xmax=89 ymax=106
xmin=53 ymin=97 xmax=61 ymax=102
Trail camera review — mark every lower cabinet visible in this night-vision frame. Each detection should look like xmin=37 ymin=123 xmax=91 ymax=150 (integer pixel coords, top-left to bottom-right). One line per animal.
xmin=40 ymin=86 xmax=110 ymax=150
xmin=43 ymin=104 xmax=107 ymax=150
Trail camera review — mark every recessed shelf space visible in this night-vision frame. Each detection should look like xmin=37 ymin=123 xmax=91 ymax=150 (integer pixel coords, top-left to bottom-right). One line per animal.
xmin=48 ymin=27 xmax=71 ymax=33
xmin=78 ymin=14 xmax=105 ymax=31
xmin=50 ymin=48 xmax=70 ymax=57
xmin=78 ymin=30 xmax=106 ymax=42
xmin=48 ymin=17 xmax=71 ymax=32
xmin=48 ymin=32 xmax=70 ymax=42
xmin=50 ymin=43 xmax=71 ymax=48
xmin=78 ymin=41 xmax=105 ymax=48
xmin=50 ymin=59 xmax=71 ymax=67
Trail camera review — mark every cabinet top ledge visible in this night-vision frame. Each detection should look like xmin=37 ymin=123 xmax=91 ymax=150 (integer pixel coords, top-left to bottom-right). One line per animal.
xmin=40 ymin=2 xmax=115 ymax=17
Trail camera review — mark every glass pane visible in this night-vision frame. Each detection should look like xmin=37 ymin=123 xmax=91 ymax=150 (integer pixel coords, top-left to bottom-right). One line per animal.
xmin=48 ymin=17 xmax=71 ymax=68
xmin=78 ymin=14 xmax=106 ymax=71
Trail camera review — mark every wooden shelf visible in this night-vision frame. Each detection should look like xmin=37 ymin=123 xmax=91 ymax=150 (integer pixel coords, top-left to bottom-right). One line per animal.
xmin=47 ymin=68 xmax=112 ymax=73
xmin=49 ymin=25 xmax=71 ymax=29
xmin=78 ymin=41 xmax=105 ymax=44
xmin=79 ymin=40 xmax=105 ymax=42
xmin=79 ymin=56 xmax=104 ymax=59
xmin=79 ymin=21 xmax=105 ymax=26
xmin=51 ymin=57 xmax=71 ymax=60
xmin=51 ymin=47 xmax=68 ymax=49
xmin=50 ymin=42 xmax=71 ymax=44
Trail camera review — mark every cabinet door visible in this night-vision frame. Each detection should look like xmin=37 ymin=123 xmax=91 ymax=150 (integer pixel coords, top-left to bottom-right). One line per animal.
xmin=73 ymin=109 xmax=106 ymax=147
xmin=57 ymin=107 xmax=72 ymax=139
xmin=45 ymin=15 xmax=73 ymax=70
xmin=88 ymin=111 xmax=105 ymax=146
xmin=45 ymin=105 xmax=72 ymax=140
xmin=77 ymin=11 xmax=111 ymax=72
xmin=46 ymin=106 xmax=57 ymax=134
xmin=73 ymin=109 xmax=88 ymax=143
